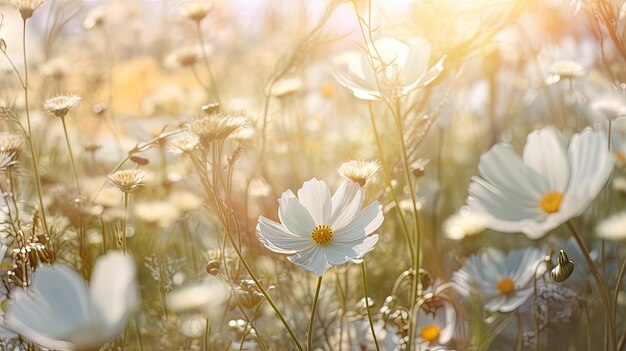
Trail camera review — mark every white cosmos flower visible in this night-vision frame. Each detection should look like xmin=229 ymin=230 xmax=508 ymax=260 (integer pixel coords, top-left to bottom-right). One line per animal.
xmin=468 ymin=127 xmax=614 ymax=239
xmin=416 ymin=296 xmax=456 ymax=349
xmin=6 ymin=251 xmax=139 ymax=351
xmin=596 ymin=212 xmax=626 ymax=240
xmin=256 ymin=178 xmax=383 ymax=276
xmin=452 ymin=247 xmax=545 ymax=313
xmin=333 ymin=37 xmax=444 ymax=101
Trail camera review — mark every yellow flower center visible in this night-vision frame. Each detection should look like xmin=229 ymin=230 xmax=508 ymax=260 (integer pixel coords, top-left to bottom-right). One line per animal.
xmin=320 ymin=82 xmax=335 ymax=98
xmin=497 ymin=277 xmax=516 ymax=295
xmin=539 ymin=191 xmax=563 ymax=214
xmin=311 ymin=225 xmax=333 ymax=245
xmin=420 ymin=325 xmax=440 ymax=342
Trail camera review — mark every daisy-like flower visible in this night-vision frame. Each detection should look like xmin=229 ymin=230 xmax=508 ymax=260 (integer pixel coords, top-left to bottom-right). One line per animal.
xmin=443 ymin=206 xmax=488 ymax=240
xmin=42 ymin=94 xmax=81 ymax=118
xmin=179 ymin=0 xmax=212 ymax=22
xmin=546 ymin=60 xmax=585 ymax=84
xmin=5 ymin=252 xmax=139 ymax=350
xmin=416 ymin=297 xmax=456 ymax=349
xmin=468 ymin=127 xmax=614 ymax=239
xmin=11 ymin=0 xmax=44 ymax=20
xmin=333 ymin=37 xmax=445 ymax=100
xmin=591 ymin=97 xmax=626 ymax=121
xmin=337 ymin=160 xmax=381 ymax=187
xmin=257 ymin=178 xmax=383 ymax=276
xmin=108 ymin=169 xmax=145 ymax=193
xmin=596 ymin=212 xmax=626 ymax=240
xmin=190 ymin=113 xmax=247 ymax=144
xmin=168 ymin=133 xmax=200 ymax=156
xmin=452 ymin=247 xmax=545 ymax=313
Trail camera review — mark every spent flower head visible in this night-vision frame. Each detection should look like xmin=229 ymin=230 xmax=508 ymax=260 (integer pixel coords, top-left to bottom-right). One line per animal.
xmin=108 ymin=169 xmax=145 ymax=193
xmin=179 ymin=0 xmax=212 ymax=22
xmin=337 ymin=159 xmax=381 ymax=187
xmin=0 ymin=133 xmax=24 ymax=156
xmin=11 ymin=0 xmax=44 ymax=20
xmin=0 ymin=151 xmax=17 ymax=172
xmin=168 ymin=133 xmax=200 ymax=156
xmin=190 ymin=113 xmax=247 ymax=145
xmin=43 ymin=94 xmax=81 ymax=118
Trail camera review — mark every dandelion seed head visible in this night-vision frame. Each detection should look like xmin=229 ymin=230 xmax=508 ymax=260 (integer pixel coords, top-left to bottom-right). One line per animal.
xmin=337 ymin=159 xmax=381 ymax=187
xmin=107 ymin=169 xmax=145 ymax=193
xmin=43 ymin=94 xmax=81 ymax=118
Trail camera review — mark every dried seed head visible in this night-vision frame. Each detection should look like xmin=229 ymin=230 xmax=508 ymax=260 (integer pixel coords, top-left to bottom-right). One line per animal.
xmin=205 ymin=260 xmax=220 ymax=276
xmin=0 ymin=151 xmax=17 ymax=172
xmin=0 ymin=133 xmax=24 ymax=157
xmin=337 ymin=159 xmax=381 ymax=187
xmin=92 ymin=102 xmax=108 ymax=117
xmin=168 ymin=133 xmax=200 ymax=156
xmin=179 ymin=0 xmax=212 ymax=22
xmin=11 ymin=0 xmax=44 ymax=20
xmin=108 ymin=169 xmax=145 ymax=193
xmin=189 ymin=113 xmax=247 ymax=145
xmin=43 ymin=94 xmax=81 ymax=118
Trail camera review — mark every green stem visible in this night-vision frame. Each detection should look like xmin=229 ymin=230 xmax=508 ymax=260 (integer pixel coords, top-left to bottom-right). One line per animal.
xmin=308 ymin=276 xmax=323 ymax=351
xmin=60 ymin=117 xmax=81 ymax=192
xmin=360 ymin=263 xmax=380 ymax=351
xmin=567 ymin=221 xmax=616 ymax=350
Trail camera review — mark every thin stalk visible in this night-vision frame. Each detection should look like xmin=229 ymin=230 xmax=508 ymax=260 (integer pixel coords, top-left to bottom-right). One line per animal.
xmin=223 ymin=227 xmax=304 ymax=351
xmin=308 ymin=276 xmax=323 ymax=351
xmin=122 ymin=192 xmax=129 ymax=253
xmin=613 ymin=254 xmax=626 ymax=327
xmin=516 ymin=312 xmax=523 ymax=351
xmin=584 ymin=304 xmax=592 ymax=351
xmin=60 ymin=117 xmax=81 ymax=192
xmin=567 ymin=221 xmax=616 ymax=350
xmin=360 ymin=263 xmax=380 ymax=351
xmin=21 ymin=18 xmax=49 ymax=234
xmin=135 ymin=317 xmax=144 ymax=351
xmin=195 ymin=21 xmax=221 ymax=104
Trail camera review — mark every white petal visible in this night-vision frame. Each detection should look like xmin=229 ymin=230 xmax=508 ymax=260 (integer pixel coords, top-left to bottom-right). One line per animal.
xmin=330 ymin=180 xmax=364 ymax=230
xmin=288 ymin=247 xmax=329 ymax=276
xmin=90 ymin=251 xmax=139 ymax=338
xmin=353 ymin=234 xmax=379 ymax=258
xmin=561 ymin=128 xmax=614 ymax=217
xmin=282 ymin=197 xmax=316 ymax=236
xmin=297 ymin=178 xmax=332 ymax=225
xmin=333 ymin=201 xmax=383 ymax=242
xmin=278 ymin=189 xmax=296 ymax=225
xmin=257 ymin=216 xmax=314 ymax=254
xmin=522 ymin=126 xmax=570 ymax=192
xmin=478 ymin=144 xmax=547 ymax=204
xmin=6 ymin=265 xmax=91 ymax=349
